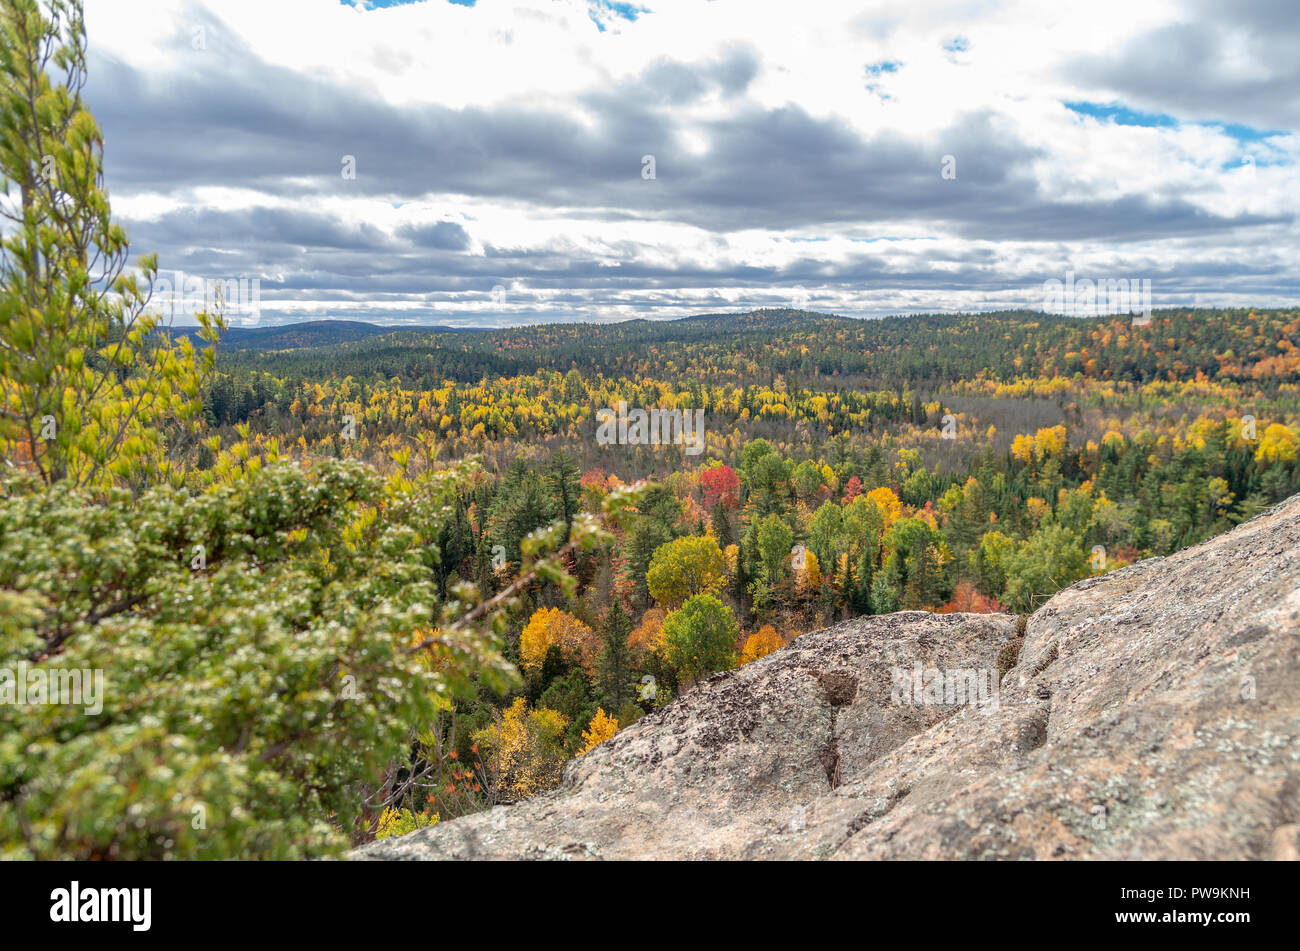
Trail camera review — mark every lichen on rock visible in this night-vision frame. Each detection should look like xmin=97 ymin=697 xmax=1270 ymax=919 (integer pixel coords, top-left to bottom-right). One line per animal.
xmin=353 ymin=494 xmax=1300 ymax=861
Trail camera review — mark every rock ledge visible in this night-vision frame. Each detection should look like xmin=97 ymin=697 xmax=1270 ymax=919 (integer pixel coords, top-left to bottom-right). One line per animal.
xmin=354 ymin=495 xmax=1300 ymax=860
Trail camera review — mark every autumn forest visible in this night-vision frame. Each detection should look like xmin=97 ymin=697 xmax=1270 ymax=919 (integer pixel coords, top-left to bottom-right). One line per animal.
xmin=4 ymin=0 xmax=1297 ymax=868
xmin=195 ymin=306 xmax=1300 ymax=836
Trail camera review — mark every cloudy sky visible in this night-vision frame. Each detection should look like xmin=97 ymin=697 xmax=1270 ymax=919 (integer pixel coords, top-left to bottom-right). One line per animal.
xmin=83 ymin=0 xmax=1299 ymax=326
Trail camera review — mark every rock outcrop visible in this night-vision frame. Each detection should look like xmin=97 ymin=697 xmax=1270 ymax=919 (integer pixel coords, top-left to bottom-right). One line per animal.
xmin=355 ymin=494 xmax=1300 ymax=860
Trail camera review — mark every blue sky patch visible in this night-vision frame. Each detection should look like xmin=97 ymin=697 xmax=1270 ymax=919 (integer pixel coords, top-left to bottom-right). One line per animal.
xmin=1201 ymin=121 xmax=1287 ymax=144
xmin=1066 ymin=101 xmax=1287 ymax=146
xmin=341 ymin=0 xmax=439 ymax=9
xmin=588 ymin=1 xmax=647 ymax=31
xmin=1064 ymin=100 xmax=1177 ymax=128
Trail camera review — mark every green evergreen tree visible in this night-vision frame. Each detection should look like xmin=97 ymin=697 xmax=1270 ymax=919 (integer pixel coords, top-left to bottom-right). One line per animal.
xmin=595 ymin=602 xmax=634 ymax=711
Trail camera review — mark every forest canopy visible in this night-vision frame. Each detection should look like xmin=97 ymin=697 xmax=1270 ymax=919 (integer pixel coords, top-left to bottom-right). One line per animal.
xmin=1 ymin=0 xmax=1297 ymax=860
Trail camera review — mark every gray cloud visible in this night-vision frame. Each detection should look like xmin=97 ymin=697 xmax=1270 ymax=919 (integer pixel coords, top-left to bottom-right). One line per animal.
xmin=1064 ymin=0 xmax=1300 ymax=129
xmin=86 ymin=1 xmax=1300 ymax=324
xmin=399 ymin=220 xmax=472 ymax=250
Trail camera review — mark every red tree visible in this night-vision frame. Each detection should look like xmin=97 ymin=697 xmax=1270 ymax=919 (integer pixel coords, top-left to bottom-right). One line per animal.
xmin=936 ymin=581 xmax=1005 ymax=615
xmin=699 ymin=464 xmax=740 ymax=509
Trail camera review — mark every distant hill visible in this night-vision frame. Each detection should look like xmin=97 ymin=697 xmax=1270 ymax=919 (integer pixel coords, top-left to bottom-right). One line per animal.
xmin=209 ymin=308 xmax=869 ymax=381
xmin=179 ymin=310 xmax=856 ymax=354
xmin=174 ymin=320 xmax=393 ymax=352
xmin=210 ymin=307 xmax=1298 ymax=389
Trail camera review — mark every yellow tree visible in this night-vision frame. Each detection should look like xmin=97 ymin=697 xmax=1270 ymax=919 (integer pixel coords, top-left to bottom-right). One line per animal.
xmin=865 ymin=486 xmax=902 ymax=530
xmin=1256 ymin=423 xmax=1298 ymax=466
xmin=578 ymin=708 xmax=619 ymax=754
xmin=1010 ymin=433 xmax=1036 ymax=465
xmin=646 ymin=534 xmax=725 ymax=608
xmin=795 ymin=548 xmax=821 ymax=595
xmin=740 ymin=625 xmax=783 ymax=665
xmin=1026 ymin=496 xmax=1050 ymax=523
xmin=0 ymin=0 xmax=219 ymax=488
xmin=627 ymin=607 xmax=666 ymax=659
xmin=473 ymin=698 xmax=570 ymax=801
xmin=519 ymin=607 xmax=600 ymax=674
xmin=1033 ymin=425 xmax=1068 ymax=460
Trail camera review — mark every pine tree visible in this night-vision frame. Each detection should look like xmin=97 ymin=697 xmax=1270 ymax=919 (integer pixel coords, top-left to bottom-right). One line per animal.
xmin=711 ymin=500 xmax=733 ymax=546
xmin=595 ymin=602 xmax=634 ymax=711
xmin=852 ymin=547 xmax=874 ymax=614
xmin=0 ymin=0 xmax=218 ymax=488
xmin=489 ymin=459 xmax=558 ymax=567
xmin=545 ymin=449 xmax=582 ymax=531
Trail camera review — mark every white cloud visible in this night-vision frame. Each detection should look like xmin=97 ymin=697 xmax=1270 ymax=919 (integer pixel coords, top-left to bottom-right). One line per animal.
xmin=84 ymin=0 xmax=1300 ymax=323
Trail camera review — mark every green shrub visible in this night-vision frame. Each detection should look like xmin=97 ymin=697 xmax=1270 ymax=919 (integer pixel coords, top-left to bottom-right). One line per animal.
xmin=0 ymin=460 xmax=513 ymax=859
